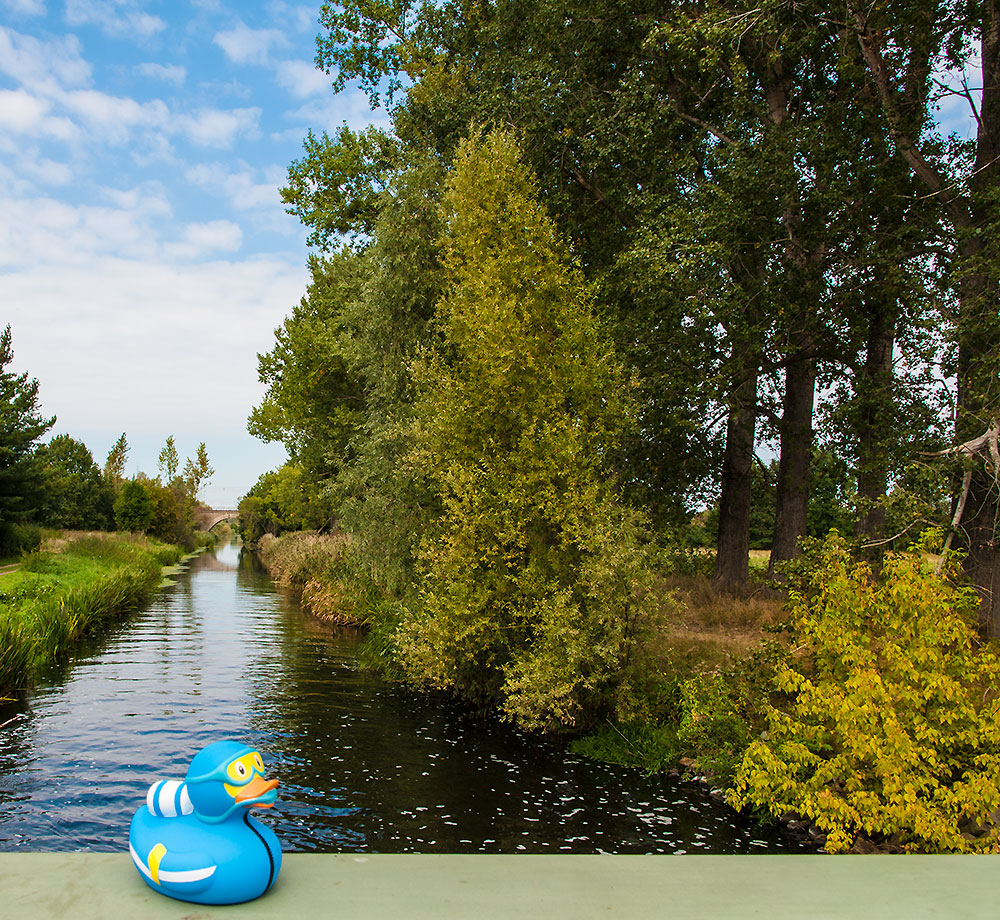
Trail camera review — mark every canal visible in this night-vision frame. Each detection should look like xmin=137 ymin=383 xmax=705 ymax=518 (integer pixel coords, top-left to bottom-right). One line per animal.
xmin=0 ymin=541 xmax=808 ymax=854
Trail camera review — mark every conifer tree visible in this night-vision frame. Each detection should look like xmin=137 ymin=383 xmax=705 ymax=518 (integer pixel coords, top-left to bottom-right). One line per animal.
xmin=0 ymin=325 xmax=54 ymax=525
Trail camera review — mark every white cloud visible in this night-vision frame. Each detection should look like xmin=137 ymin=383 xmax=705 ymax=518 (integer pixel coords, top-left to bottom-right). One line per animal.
xmin=0 ymin=26 xmax=91 ymax=92
xmin=266 ymin=2 xmax=317 ymax=33
xmin=176 ymin=107 xmax=261 ymax=148
xmin=287 ymin=89 xmax=390 ymax=134
xmin=136 ymin=62 xmax=186 ymax=86
xmin=275 ymin=59 xmax=329 ymax=99
xmin=21 ymin=154 xmax=74 ymax=186
xmin=0 ymin=195 xmax=164 ymax=269
xmin=213 ymin=21 xmax=287 ymax=65
xmin=1 ymin=240 xmax=306 ymax=487
xmin=65 ymin=0 xmax=166 ymax=38
xmin=1 ymin=0 xmax=46 ymax=15
xmin=61 ymin=89 xmax=169 ymax=142
xmin=0 ymin=88 xmax=77 ymax=139
xmin=165 ymin=219 xmax=243 ymax=259
xmin=101 ymin=182 xmax=172 ymax=216
xmin=185 ymin=162 xmax=283 ymax=211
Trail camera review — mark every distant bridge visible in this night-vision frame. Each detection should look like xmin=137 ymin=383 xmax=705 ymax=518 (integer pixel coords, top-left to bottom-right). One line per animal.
xmin=195 ymin=508 xmax=239 ymax=531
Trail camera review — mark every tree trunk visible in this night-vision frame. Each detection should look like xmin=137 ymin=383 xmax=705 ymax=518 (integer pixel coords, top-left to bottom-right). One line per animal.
xmin=713 ymin=366 xmax=759 ymax=591
xmin=768 ymin=334 xmax=816 ymax=576
xmin=853 ymin=290 xmax=897 ymax=547
xmin=849 ymin=0 xmax=1000 ymax=633
xmin=960 ymin=1 xmax=1000 ymax=634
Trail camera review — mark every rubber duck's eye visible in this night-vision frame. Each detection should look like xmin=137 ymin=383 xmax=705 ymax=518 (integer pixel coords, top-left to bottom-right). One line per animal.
xmin=227 ymin=760 xmax=249 ymax=781
xmin=254 ymin=754 xmax=263 ymax=771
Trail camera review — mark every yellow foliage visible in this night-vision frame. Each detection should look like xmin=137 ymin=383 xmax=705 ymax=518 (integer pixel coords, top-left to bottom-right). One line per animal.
xmin=729 ymin=532 xmax=1000 ymax=852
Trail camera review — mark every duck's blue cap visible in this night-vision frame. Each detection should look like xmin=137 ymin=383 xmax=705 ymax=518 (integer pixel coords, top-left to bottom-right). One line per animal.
xmin=185 ymin=740 xmax=275 ymax=824
xmin=187 ymin=740 xmax=254 ymax=784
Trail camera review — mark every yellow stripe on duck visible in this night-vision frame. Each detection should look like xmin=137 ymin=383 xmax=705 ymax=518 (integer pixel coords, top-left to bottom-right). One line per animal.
xmin=129 ymin=740 xmax=282 ymax=905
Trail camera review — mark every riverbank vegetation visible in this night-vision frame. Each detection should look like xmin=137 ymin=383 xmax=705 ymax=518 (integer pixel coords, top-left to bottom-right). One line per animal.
xmin=241 ymin=0 xmax=1000 ymax=853
xmin=0 ymin=533 xmax=184 ymax=695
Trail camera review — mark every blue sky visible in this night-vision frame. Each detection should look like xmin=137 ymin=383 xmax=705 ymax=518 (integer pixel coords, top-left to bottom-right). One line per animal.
xmin=0 ymin=0 xmax=386 ymax=508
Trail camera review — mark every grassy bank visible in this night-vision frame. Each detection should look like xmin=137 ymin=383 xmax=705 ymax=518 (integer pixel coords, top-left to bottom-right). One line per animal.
xmin=570 ymin=567 xmax=787 ymax=781
xmin=0 ymin=532 xmax=184 ymax=695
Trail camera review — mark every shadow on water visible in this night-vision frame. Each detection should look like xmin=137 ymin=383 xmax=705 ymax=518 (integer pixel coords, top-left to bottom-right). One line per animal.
xmin=0 ymin=541 xmax=812 ymax=854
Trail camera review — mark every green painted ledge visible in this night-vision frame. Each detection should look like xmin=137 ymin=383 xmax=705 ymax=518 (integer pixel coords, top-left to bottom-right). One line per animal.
xmin=1 ymin=854 xmax=997 ymax=919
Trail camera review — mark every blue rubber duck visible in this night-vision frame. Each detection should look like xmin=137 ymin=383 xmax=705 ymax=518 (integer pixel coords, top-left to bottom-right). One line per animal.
xmin=129 ymin=740 xmax=282 ymax=905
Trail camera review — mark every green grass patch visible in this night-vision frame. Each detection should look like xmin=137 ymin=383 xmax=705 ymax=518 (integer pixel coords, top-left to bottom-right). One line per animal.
xmin=570 ymin=720 xmax=682 ymax=774
xmin=0 ymin=533 xmax=183 ymax=694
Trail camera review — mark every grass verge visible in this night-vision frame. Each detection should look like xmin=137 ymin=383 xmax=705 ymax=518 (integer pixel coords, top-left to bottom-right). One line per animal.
xmin=0 ymin=532 xmax=184 ymax=695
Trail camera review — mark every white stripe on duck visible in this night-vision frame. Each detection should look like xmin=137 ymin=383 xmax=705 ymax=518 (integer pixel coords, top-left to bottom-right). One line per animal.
xmin=146 ymin=780 xmax=194 ymax=818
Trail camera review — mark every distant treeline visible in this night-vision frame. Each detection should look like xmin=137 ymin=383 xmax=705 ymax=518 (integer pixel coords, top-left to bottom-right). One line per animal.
xmin=0 ymin=324 xmax=216 ymax=554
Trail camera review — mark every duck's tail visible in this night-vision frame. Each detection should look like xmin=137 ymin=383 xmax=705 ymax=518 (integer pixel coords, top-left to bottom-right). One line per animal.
xmin=146 ymin=779 xmax=194 ymax=818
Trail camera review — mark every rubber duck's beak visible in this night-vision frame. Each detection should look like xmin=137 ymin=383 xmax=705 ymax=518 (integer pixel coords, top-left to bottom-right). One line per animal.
xmin=234 ymin=775 xmax=279 ymax=808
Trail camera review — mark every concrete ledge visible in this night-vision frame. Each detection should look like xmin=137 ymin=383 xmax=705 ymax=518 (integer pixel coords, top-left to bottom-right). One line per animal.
xmin=2 ymin=853 xmax=997 ymax=919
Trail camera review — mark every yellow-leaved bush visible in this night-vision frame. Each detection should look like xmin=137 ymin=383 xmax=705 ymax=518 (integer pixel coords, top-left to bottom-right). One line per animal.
xmin=729 ymin=532 xmax=1000 ymax=853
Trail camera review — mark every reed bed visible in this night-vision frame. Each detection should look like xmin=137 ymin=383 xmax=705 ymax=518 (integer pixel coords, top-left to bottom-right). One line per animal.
xmin=255 ymin=531 xmax=364 ymax=625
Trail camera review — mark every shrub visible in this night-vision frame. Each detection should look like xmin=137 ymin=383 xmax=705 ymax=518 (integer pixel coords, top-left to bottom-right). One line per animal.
xmin=729 ymin=531 xmax=1000 ymax=853
xmin=0 ymin=522 xmax=42 ymax=557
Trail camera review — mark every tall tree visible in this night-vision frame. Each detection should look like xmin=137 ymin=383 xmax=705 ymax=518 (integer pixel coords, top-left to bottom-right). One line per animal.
xmin=158 ymin=435 xmax=179 ymax=484
xmin=36 ymin=435 xmax=114 ymax=530
xmin=183 ymin=443 xmax=215 ymax=500
xmin=845 ymin=0 xmax=1000 ymax=631
xmin=0 ymin=325 xmax=55 ymax=526
xmin=103 ymin=433 xmax=129 ymax=489
xmin=402 ymin=129 xmax=652 ymax=728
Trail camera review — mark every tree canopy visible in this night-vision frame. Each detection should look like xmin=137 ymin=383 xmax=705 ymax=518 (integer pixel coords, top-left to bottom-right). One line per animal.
xmin=255 ymin=0 xmax=1000 ymax=648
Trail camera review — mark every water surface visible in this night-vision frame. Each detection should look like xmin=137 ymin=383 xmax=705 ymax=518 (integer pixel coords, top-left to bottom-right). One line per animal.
xmin=0 ymin=542 xmax=808 ymax=854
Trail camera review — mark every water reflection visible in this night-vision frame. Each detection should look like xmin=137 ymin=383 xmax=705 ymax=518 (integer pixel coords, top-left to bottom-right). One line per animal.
xmin=0 ymin=542 xmax=809 ymax=854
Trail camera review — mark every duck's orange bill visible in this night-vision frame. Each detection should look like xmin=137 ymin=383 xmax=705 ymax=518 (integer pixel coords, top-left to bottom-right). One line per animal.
xmin=235 ymin=775 xmax=279 ymax=806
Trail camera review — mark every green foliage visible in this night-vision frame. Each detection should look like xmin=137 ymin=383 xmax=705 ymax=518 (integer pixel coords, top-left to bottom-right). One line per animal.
xmin=730 ymin=531 xmax=1000 ymax=853
xmin=35 ymin=434 xmax=114 ymax=531
xmin=282 ymin=126 xmax=399 ymax=249
xmin=113 ymin=479 xmax=155 ymax=533
xmin=0 ymin=522 xmax=42 ymax=558
xmin=677 ymin=670 xmax=758 ymax=784
xmin=570 ymin=720 xmax=682 ymax=775
xmin=396 ymin=129 xmax=655 ymax=730
xmin=0 ymin=325 xmax=55 ymax=526
xmin=249 ymin=252 xmax=365 ymax=478
xmin=158 ymin=435 xmax=179 ymax=483
xmin=146 ymin=478 xmax=197 ymax=550
xmin=182 ymin=442 xmax=214 ymax=500
xmin=806 ymin=449 xmax=855 ymax=539
xmin=238 ymin=464 xmax=336 ymax=545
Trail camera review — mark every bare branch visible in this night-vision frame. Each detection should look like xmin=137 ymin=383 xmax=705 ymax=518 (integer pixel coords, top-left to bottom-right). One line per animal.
xmin=938 ymin=469 xmax=973 ymax=573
